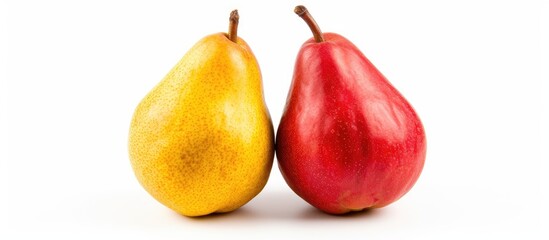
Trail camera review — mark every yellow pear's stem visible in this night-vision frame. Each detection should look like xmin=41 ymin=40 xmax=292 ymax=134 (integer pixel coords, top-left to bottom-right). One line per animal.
xmin=294 ymin=5 xmax=324 ymax=43
xmin=228 ymin=10 xmax=239 ymax=43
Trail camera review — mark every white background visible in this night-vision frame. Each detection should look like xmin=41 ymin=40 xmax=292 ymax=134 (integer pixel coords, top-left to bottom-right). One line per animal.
xmin=1 ymin=0 xmax=547 ymax=239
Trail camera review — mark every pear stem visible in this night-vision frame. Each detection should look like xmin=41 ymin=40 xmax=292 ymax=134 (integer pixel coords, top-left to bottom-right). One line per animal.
xmin=294 ymin=5 xmax=324 ymax=43
xmin=228 ymin=10 xmax=239 ymax=43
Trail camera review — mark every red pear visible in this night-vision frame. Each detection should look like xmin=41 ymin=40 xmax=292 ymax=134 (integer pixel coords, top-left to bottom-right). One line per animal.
xmin=276 ymin=5 xmax=427 ymax=214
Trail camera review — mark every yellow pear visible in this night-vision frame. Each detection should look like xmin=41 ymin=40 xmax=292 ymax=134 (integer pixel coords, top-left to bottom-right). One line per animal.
xmin=128 ymin=10 xmax=274 ymax=217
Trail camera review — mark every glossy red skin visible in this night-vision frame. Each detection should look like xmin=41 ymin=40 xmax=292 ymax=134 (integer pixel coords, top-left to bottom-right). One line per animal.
xmin=276 ymin=33 xmax=426 ymax=214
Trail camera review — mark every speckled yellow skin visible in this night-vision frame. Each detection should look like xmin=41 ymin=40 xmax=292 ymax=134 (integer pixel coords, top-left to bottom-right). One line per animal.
xmin=128 ymin=33 xmax=274 ymax=217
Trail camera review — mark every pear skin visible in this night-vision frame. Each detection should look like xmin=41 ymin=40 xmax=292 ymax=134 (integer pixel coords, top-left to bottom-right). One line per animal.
xmin=276 ymin=6 xmax=426 ymax=214
xmin=128 ymin=11 xmax=274 ymax=217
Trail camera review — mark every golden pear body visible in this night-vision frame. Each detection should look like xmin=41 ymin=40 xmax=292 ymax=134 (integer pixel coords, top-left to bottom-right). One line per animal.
xmin=129 ymin=33 xmax=274 ymax=217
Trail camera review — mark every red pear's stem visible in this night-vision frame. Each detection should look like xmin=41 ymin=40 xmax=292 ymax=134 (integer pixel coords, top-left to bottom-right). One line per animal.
xmin=294 ymin=5 xmax=324 ymax=43
xmin=228 ymin=10 xmax=239 ymax=43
